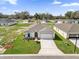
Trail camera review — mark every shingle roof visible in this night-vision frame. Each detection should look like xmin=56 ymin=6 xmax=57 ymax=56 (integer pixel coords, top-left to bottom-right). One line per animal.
xmin=39 ymin=27 xmax=53 ymax=34
xmin=26 ymin=24 xmax=52 ymax=33
xmin=0 ymin=19 xmax=16 ymax=23
xmin=55 ymin=24 xmax=79 ymax=34
xmin=69 ymin=24 xmax=79 ymax=34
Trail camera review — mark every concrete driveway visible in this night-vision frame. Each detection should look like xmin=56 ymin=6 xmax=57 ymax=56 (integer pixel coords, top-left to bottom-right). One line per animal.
xmin=38 ymin=39 xmax=63 ymax=55
xmin=70 ymin=38 xmax=79 ymax=48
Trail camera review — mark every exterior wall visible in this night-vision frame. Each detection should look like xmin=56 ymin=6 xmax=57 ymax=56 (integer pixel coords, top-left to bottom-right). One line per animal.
xmin=0 ymin=22 xmax=16 ymax=26
xmin=25 ymin=32 xmax=34 ymax=38
xmin=39 ymin=34 xmax=53 ymax=39
xmin=69 ymin=34 xmax=79 ymax=38
xmin=41 ymin=21 xmax=46 ymax=24
xmin=25 ymin=32 xmax=54 ymax=39
xmin=38 ymin=32 xmax=41 ymax=38
xmin=53 ymin=26 xmax=68 ymax=39
xmin=23 ymin=20 xmax=28 ymax=24
xmin=30 ymin=32 xmax=34 ymax=38
xmin=56 ymin=21 xmax=63 ymax=24
xmin=38 ymin=32 xmax=55 ymax=39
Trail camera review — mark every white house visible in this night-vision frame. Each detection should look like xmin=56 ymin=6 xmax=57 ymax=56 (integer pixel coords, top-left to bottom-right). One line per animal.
xmin=22 ymin=20 xmax=28 ymax=24
xmin=41 ymin=20 xmax=47 ymax=24
xmin=54 ymin=23 xmax=79 ymax=39
xmin=25 ymin=24 xmax=55 ymax=39
xmin=0 ymin=19 xmax=16 ymax=26
xmin=55 ymin=19 xmax=79 ymax=24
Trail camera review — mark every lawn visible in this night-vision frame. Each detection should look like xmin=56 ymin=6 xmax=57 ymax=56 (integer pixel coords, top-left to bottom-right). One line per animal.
xmin=0 ymin=23 xmax=31 ymax=45
xmin=54 ymin=31 xmax=79 ymax=54
xmin=0 ymin=20 xmax=40 ymax=54
xmin=4 ymin=33 xmax=40 ymax=54
xmin=47 ymin=21 xmax=79 ymax=54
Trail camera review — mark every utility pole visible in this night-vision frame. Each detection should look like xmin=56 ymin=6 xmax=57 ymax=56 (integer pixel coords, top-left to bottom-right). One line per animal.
xmin=74 ymin=35 xmax=78 ymax=53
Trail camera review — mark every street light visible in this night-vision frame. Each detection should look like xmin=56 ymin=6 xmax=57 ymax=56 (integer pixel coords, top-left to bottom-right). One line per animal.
xmin=74 ymin=35 xmax=78 ymax=54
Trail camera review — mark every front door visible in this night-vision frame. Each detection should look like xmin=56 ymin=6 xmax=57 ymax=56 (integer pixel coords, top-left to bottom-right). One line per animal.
xmin=28 ymin=33 xmax=30 ymax=38
xmin=35 ymin=32 xmax=38 ymax=38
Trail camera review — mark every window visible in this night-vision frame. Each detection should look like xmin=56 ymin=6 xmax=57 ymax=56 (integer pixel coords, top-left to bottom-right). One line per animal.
xmin=69 ymin=34 xmax=79 ymax=38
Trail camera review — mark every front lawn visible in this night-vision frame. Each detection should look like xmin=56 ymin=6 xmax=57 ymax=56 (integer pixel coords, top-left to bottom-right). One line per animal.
xmin=54 ymin=31 xmax=79 ymax=54
xmin=48 ymin=22 xmax=79 ymax=54
xmin=0 ymin=23 xmax=31 ymax=45
xmin=4 ymin=33 xmax=40 ymax=54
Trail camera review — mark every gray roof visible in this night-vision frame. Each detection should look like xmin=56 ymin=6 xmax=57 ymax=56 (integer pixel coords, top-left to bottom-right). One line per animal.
xmin=0 ymin=19 xmax=16 ymax=24
xmin=26 ymin=24 xmax=53 ymax=33
xmin=39 ymin=27 xmax=53 ymax=34
xmin=55 ymin=19 xmax=79 ymax=21
xmin=55 ymin=23 xmax=79 ymax=34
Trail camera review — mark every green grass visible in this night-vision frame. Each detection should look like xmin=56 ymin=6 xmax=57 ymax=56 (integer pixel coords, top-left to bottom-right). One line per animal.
xmin=0 ymin=21 xmax=38 ymax=54
xmin=0 ymin=23 xmax=31 ymax=44
xmin=47 ymin=22 xmax=79 ymax=54
xmin=4 ymin=34 xmax=40 ymax=54
xmin=54 ymin=31 xmax=79 ymax=54
xmin=15 ymin=23 xmax=30 ymax=27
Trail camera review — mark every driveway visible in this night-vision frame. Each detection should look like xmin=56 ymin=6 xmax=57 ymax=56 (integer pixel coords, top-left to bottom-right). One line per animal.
xmin=70 ymin=38 xmax=79 ymax=48
xmin=38 ymin=39 xmax=63 ymax=55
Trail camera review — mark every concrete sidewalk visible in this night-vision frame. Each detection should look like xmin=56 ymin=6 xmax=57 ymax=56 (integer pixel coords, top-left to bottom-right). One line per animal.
xmin=38 ymin=39 xmax=63 ymax=55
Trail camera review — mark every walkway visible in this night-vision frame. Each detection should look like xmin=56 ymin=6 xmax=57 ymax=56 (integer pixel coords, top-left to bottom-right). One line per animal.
xmin=38 ymin=39 xmax=63 ymax=55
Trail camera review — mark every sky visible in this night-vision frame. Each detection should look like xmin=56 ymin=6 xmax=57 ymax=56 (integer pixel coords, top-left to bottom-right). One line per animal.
xmin=0 ymin=0 xmax=79 ymax=16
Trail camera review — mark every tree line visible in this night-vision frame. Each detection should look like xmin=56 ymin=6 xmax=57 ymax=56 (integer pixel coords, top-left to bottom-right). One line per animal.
xmin=0 ymin=11 xmax=79 ymax=20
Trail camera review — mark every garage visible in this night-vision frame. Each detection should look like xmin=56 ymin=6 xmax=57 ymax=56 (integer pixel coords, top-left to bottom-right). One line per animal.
xmin=40 ymin=34 xmax=53 ymax=39
xmin=39 ymin=28 xmax=55 ymax=39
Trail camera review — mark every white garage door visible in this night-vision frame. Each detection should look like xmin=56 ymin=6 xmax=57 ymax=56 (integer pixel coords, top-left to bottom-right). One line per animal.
xmin=40 ymin=34 xmax=53 ymax=39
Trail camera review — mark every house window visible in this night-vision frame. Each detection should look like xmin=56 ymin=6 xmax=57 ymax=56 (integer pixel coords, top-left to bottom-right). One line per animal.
xmin=69 ymin=34 xmax=79 ymax=38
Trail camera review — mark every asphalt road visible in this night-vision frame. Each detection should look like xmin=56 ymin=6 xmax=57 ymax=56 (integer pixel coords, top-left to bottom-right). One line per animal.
xmin=0 ymin=55 xmax=79 ymax=59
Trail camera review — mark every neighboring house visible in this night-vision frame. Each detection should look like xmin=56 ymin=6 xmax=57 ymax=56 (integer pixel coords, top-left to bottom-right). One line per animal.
xmin=54 ymin=23 xmax=79 ymax=39
xmin=55 ymin=19 xmax=79 ymax=24
xmin=22 ymin=20 xmax=29 ymax=24
xmin=25 ymin=24 xmax=55 ymax=39
xmin=40 ymin=19 xmax=48 ymax=24
xmin=41 ymin=20 xmax=46 ymax=24
xmin=0 ymin=19 xmax=16 ymax=26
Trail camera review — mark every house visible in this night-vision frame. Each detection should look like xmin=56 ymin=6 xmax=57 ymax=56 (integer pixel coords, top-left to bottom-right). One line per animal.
xmin=54 ymin=19 xmax=79 ymax=24
xmin=40 ymin=19 xmax=48 ymax=24
xmin=25 ymin=24 xmax=55 ymax=39
xmin=54 ymin=23 xmax=79 ymax=39
xmin=0 ymin=19 xmax=16 ymax=26
xmin=41 ymin=20 xmax=46 ymax=24
xmin=22 ymin=20 xmax=28 ymax=24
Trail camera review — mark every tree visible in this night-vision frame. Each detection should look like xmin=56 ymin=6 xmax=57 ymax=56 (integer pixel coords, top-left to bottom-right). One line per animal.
xmin=14 ymin=11 xmax=30 ymax=19
xmin=56 ymin=15 xmax=66 ymax=19
xmin=34 ymin=13 xmax=54 ymax=20
xmin=0 ymin=13 xmax=4 ymax=18
xmin=34 ymin=13 xmax=40 ymax=20
xmin=65 ymin=11 xmax=79 ymax=19
xmin=73 ymin=11 xmax=79 ymax=19
xmin=65 ymin=11 xmax=73 ymax=19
